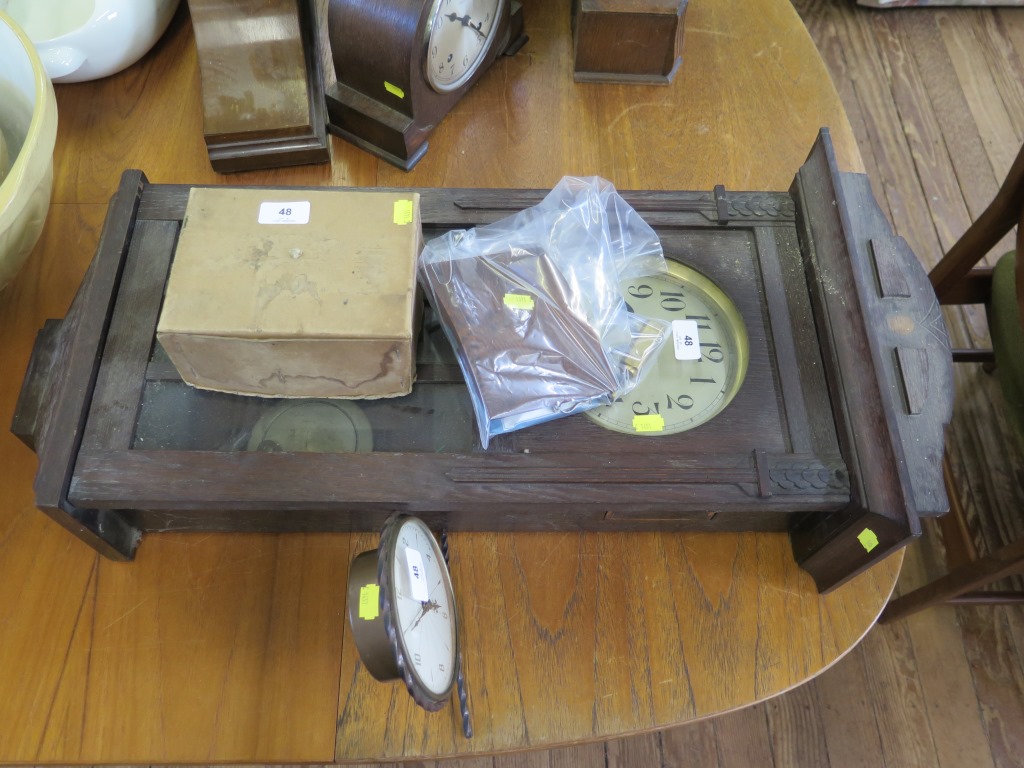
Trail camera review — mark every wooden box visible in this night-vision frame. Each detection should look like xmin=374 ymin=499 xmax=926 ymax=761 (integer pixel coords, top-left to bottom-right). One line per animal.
xmin=156 ymin=187 xmax=422 ymax=399
xmin=572 ymin=0 xmax=689 ymax=84
xmin=11 ymin=130 xmax=953 ymax=593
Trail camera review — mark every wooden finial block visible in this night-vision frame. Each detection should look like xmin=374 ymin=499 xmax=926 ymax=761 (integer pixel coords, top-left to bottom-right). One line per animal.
xmin=572 ymin=0 xmax=689 ymax=84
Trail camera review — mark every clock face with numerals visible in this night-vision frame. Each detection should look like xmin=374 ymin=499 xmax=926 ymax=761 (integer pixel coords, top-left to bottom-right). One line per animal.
xmin=586 ymin=260 xmax=749 ymax=436
xmin=426 ymin=0 xmax=505 ymax=92
xmin=346 ymin=514 xmax=460 ymax=711
xmin=390 ymin=516 xmax=457 ymax=697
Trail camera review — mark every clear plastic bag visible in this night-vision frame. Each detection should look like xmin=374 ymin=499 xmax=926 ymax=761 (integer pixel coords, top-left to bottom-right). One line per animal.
xmin=418 ymin=176 xmax=669 ymax=448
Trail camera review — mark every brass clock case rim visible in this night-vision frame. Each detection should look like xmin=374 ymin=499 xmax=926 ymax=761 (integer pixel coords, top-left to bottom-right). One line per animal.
xmin=347 ymin=549 xmax=401 ymax=682
xmin=585 ymin=259 xmax=750 ymax=435
xmin=665 ymin=260 xmax=750 ymax=398
xmin=423 ymin=0 xmax=507 ymax=94
xmin=377 ymin=514 xmax=460 ymax=710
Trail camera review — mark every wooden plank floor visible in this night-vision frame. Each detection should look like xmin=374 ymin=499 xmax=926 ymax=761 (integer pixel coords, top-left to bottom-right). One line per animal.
xmin=398 ymin=3 xmax=1024 ymax=767
xmin=86 ymin=3 xmax=1023 ymax=767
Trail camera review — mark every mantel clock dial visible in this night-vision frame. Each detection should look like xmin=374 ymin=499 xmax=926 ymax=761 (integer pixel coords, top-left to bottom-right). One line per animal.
xmin=325 ymin=0 xmax=527 ymax=170
xmin=587 ymin=261 xmax=749 ymax=435
xmin=427 ymin=0 xmax=503 ymax=92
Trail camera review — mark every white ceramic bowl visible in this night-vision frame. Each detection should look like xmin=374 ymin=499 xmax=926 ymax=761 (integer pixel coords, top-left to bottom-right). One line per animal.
xmin=0 ymin=0 xmax=180 ymax=83
xmin=0 ymin=11 xmax=56 ymax=292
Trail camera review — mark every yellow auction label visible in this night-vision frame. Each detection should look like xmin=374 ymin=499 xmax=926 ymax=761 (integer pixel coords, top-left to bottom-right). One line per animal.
xmin=358 ymin=584 xmax=380 ymax=620
xmin=384 ymin=81 xmax=405 ymax=99
xmin=393 ymin=199 xmax=414 ymax=225
xmin=857 ymin=528 xmax=880 ymax=553
xmin=632 ymin=414 xmax=665 ymax=433
xmin=503 ymin=293 xmax=535 ymax=310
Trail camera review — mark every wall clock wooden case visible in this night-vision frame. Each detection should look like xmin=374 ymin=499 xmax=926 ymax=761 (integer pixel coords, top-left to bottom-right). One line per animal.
xmin=12 ymin=130 xmax=953 ymax=593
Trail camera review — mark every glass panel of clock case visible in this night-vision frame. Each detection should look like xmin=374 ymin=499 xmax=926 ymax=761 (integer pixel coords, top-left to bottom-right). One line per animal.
xmin=130 ymin=226 xmax=789 ymax=457
xmin=132 ymin=309 xmax=477 ymax=454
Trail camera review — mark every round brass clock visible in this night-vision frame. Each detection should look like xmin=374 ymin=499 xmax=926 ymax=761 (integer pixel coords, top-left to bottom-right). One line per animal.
xmin=348 ymin=515 xmax=461 ymax=712
xmin=586 ymin=260 xmax=749 ymax=435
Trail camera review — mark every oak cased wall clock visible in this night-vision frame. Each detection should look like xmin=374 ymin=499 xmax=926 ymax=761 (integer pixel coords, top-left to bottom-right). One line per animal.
xmin=324 ymin=0 xmax=527 ymax=169
xmin=12 ymin=129 xmax=953 ymax=593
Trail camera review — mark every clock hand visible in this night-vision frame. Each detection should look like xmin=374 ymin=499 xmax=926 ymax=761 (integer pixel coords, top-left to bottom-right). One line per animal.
xmin=404 ymin=599 xmax=441 ymax=635
xmin=445 ymin=12 xmax=487 ymax=39
xmin=404 ymin=603 xmax=430 ymax=635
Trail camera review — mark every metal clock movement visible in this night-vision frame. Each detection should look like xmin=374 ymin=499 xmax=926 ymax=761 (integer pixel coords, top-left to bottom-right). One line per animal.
xmin=325 ymin=0 xmax=528 ymax=170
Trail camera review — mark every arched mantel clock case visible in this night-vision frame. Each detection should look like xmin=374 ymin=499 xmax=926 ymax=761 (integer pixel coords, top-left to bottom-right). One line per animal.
xmin=324 ymin=0 xmax=528 ymax=169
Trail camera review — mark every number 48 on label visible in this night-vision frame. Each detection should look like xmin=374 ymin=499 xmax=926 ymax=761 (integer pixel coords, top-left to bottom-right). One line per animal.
xmin=672 ymin=319 xmax=703 ymax=361
xmin=258 ymin=201 xmax=311 ymax=225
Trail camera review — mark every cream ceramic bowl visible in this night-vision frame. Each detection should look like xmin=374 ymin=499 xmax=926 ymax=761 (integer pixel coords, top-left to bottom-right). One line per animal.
xmin=0 ymin=0 xmax=180 ymax=83
xmin=0 ymin=11 xmax=56 ymax=292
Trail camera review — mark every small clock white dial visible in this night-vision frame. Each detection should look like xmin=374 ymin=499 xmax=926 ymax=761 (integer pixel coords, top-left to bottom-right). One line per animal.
xmin=426 ymin=0 xmax=504 ymax=92
xmin=391 ymin=517 xmax=457 ymax=696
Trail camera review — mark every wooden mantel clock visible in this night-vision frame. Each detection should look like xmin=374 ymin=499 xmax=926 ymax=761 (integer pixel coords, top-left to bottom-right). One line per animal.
xmin=11 ymin=129 xmax=953 ymax=593
xmin=324 ymin=0 xmax=528 ymax=170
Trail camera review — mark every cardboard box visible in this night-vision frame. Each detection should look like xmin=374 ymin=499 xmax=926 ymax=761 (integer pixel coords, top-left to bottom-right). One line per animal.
xmin=157 ymin=187 xmax=421 ymax=398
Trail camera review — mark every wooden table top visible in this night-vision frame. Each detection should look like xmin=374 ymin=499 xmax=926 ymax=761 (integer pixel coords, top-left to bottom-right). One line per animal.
xmin=0 ymin=0 xmax=902 ymax=763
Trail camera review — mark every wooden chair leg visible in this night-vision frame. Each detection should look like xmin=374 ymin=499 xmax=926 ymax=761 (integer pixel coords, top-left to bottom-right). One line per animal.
xmin=937 ymin=453 xmax=976 ymax=570
xmin=946 ymin=590 xmax=1024 ymax=605
xmin=879 ymin=536 xmax=1024 ymax=623
xmin=951 ymin=348 xmax=996 ymax=365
